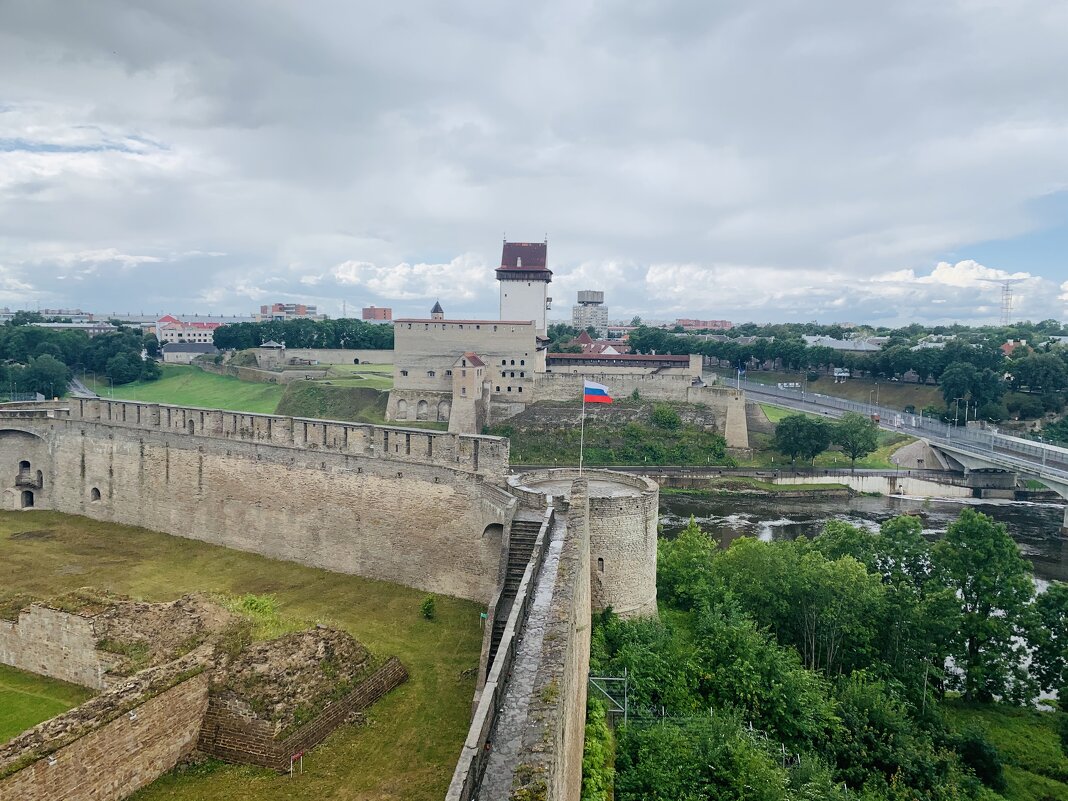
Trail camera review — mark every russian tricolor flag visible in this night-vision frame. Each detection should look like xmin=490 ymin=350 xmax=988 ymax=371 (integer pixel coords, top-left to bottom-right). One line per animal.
xmin=583 ymin=380 xmax=613 ymax=404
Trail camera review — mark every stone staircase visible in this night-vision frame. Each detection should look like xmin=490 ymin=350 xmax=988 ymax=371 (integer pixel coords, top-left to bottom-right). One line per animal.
xmin=488 ymin=518 xmax=542 ymax=666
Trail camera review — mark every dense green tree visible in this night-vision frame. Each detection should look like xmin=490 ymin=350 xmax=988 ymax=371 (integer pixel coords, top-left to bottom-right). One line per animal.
xmin=933 ymin=508 xmax=1036 ymax=703
xmin=142 ymin=333 xmax=160 ymax=358
xmin=139 ymin=357 xmax=162 ymax=382
xmin=1010 ymin=351 xmax=1068 ymax=393
xmin=712 ymin=538 xmax=884 ymax=675
xmin=939 ymin=361 xmax=978 ymax=407
xmin=773 ymin=414 xmax=831 ymax=464
xmin=1029 ymin=581 xmax=1068 ymax=696
xmin=615 ymin=716 xmax=793 ymax=801
xmin=105 ymin=352 xmax=141 ymax=385
xmin=25 ymin=354 xmax=70 ymax=397
xmin=832 ymin=412 xmax=880 ymax=470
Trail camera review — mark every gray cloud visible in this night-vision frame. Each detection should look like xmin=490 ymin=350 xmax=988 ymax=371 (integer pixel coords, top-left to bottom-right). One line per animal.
xmin=0 ymin=0 xmax=1065 ymax=323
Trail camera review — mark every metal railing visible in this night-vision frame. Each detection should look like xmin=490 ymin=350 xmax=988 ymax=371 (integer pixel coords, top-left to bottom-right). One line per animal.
xmin=743 ymin=381 xmax=1068 ymax=481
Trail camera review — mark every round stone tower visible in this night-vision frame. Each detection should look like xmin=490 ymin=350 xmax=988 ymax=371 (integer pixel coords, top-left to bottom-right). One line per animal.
xmin=508 ymin=468 xmax=658 ymax=618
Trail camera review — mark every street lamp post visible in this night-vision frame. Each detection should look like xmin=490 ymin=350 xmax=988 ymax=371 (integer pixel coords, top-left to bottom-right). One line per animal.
xmin=953 ymin=397 xmax=963 ymax=428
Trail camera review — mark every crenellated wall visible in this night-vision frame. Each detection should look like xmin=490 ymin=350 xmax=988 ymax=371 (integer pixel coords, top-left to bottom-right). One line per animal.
xmin=0 ymin=400 xmax=513 ymax=602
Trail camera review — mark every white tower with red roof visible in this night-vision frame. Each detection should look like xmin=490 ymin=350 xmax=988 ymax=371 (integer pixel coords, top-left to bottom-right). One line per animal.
xmin=496 ymin=240 xmax=552 ymax=335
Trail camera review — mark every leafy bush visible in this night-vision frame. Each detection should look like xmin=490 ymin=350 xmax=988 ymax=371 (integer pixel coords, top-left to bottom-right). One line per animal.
xmin=955 ymin=727 xmax=1006 ymax=790
xmin=650 ymin=404 xmax=681 ymax=430
xmin=581 ymin=697 xmax=614 ymax=801
xmin=420 ymin=594 xmax=436 ymax=620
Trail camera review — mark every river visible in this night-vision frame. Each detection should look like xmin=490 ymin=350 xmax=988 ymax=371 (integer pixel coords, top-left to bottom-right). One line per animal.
xmin=660 ymin=493 xmax=1068 ymax=587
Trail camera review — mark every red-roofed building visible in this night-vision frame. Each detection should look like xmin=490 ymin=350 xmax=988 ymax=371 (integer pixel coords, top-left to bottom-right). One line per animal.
xmin=1001 ymin=339 xmax=1032 ymax=357
xmin=159 ymin=320 xmax=223 ymax=344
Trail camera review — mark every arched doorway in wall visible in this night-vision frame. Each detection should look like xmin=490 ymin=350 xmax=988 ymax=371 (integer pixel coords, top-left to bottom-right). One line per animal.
xmin=20 ymin=490 xmax=33 ymax=508
xmin=483 ymin=523 xmax=504 ymax=541
xmin=187 ymin=419 xmax=195 ymax=434
xmin=437 ymin=400 xmax=451 ymax=422
xmin=90 ymin=487 xmax=101 ymax=502
xmin=17 ymin=460 xmax=30 ymax=482
xmin=416 ymin=400 xmax=429 ymax=421
xmin=396 ymin=399 xmax=408 ymax=420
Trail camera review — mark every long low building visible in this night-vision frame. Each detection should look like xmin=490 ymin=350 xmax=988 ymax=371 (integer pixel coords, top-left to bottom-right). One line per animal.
xmin=545 ymin=352 xmax=701 ymax=373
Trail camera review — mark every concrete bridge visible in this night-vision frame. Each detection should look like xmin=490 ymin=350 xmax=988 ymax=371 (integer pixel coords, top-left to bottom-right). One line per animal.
xmin=744 ymin=382 xmax=1068 ymax=529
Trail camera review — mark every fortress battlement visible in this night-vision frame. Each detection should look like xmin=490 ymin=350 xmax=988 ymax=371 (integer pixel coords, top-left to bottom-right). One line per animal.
xmin=32 ymin=398 xmax=510 ymax=478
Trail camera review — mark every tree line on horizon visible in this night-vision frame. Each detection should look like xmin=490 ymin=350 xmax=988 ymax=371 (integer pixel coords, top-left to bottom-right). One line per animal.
xmin=212 ymin=318 xmax=394 ymax=351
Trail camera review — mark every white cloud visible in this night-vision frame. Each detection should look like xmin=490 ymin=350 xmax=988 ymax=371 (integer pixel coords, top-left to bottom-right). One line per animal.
xmin=333 ymin=254 xmax=492 ymax=303
xmin=0 ymin=1 xmax=1064 ymax=322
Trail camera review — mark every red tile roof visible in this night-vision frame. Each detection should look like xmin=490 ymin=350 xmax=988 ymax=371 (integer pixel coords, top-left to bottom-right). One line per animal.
xmin=462 ymin=352 xmax=485 ymax=367
xmin=499 ymin=241 xmax=548 ymax=270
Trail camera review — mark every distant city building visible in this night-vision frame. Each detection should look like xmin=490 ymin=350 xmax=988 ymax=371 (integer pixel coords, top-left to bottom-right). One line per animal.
xmin=30 ymin=321 xmax=116 ymax=337
xmin=154 ymin=314 xmax=254 ymax=340
xmin=497 ymin=241 xmax=552 ymax=335
xmin=572 ymin=331 xmax=623 ymax=354
xmin=362 ymin=305 xmax=393 ymax=322
xmin=675 ymin=318 xmax=733 ymax=331
xmin=38 ymin=308 xmax=93 ymax=322
xmin=159 ymin=321 xmax=222 ymax=344
xmin=1001 ymin=339 xmax=1031 ymax=357
xmin=571 ymin=290 xmax=608 ymax=337
xmin=256 ymin=303 xmax=327 ymax=322
xmin=801 ymin=335 xmax=881 ymax=353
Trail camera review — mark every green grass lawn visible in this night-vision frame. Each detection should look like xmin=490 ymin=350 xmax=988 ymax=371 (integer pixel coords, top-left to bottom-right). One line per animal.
xmin=84 ymin=365 xmax=285 ymax=414
xmin=0 ymin=511 xmax=482 ymax=801
xmin=741 ymin=405 xmax=913 ymax=469
xmin=320 ymin=363 xmax=394 ymax=390
xmin=942 ymin=700 xmax=1068 ymax=801
xmin=720 ymin=369 xmax=944 ymax=410
xmin=0 ymin=664 xmax=94 ymax=742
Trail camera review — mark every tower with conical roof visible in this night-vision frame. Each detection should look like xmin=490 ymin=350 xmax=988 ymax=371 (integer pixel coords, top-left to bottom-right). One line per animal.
xmin=430 ymin=301 xmax=444 ymax=320
xmin=496 ymin=240 xmax=551 ymax=335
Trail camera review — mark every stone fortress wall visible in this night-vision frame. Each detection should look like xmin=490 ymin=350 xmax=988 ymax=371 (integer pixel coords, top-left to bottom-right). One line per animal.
xmin=508 ymin=469 xmax=658 ymax=619
xmin=0 ymin=648 xmax=212 ymax=801
xmin=0 ymin=399 xmax=514 ymax=603
xmin=0 ymin=605 xmax=124 ymax=691
xmin=0 ymin=400 xmax=663 ymax=801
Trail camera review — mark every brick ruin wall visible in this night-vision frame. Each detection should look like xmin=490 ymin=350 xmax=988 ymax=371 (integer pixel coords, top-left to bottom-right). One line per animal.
xmin=198 ymin=656 xmax=408 ymax=771
xmin=0 ymin=399 xmax=514 ymax=603
xmin=0 ymin=606 xmax=123 ymax=691
xmin=0 ymin=650 xmax=211 ymax=801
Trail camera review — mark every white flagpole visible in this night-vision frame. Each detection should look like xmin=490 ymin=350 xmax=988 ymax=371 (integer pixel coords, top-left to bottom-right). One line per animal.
xmin=579 ymin=392 xmax=587 ymax=475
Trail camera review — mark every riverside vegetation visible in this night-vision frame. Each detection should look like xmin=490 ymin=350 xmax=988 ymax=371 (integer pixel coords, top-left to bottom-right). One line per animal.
xmin=583 ymin=509 xmax=1068 ymax=801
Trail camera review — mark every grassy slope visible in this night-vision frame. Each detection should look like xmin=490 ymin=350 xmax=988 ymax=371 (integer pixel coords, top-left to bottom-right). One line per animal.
xmin=321 ymin=363 xmax=394 ymax=390
xmin=943 ymin=701 xmax=1068 ymax=801
xmin=0 ymin=511 xmax=482 ymax=801
xmin=85 ymin=365 xmax=285 ymax=414
xmin=0 ymin=664 xmax=94 ymax=742
xmin=743 ymin=403 xmax=913 ymax=469
xmin=276 ymin=383 xmax=445 ymax=429
xmin=719 ymin=369 xmax=944 ymax=410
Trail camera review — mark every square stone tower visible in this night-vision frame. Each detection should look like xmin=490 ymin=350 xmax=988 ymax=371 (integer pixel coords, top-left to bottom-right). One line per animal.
xmin=496 ymin=241 xmax=552 ymax=335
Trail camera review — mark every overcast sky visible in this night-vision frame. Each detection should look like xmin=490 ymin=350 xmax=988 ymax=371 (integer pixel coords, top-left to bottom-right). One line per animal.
xmin=1 ymin=0 xmax=1066 ymax=325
